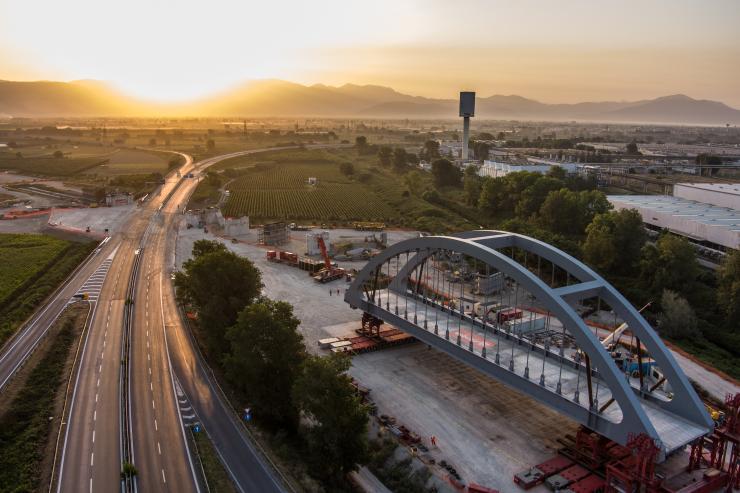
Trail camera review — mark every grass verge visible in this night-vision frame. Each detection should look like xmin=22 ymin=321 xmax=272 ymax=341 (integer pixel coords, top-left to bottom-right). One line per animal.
xmin=0 ymin=303 xmax=87 ymax=492
xmin=191 ymin=429 xmax=238 ymax=493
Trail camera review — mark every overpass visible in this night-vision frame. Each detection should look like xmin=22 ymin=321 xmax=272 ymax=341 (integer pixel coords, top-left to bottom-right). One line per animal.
xmin=344 ymin=230 xmax=713 ymax=459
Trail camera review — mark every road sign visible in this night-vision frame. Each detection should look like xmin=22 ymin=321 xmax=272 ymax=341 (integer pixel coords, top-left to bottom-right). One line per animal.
xmin=193 ymin=423 xmax=201 ymax=433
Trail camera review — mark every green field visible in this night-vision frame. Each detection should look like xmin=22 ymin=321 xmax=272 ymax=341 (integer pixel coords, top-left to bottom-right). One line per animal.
xmin=0 ymin=234 xmax=95 ymax=346
xmin=222 ymin=163 xmax=395 ymax=221
xmin=0 ymin=156 xmax=106 ymax=176
xmin=86 ymin=149 xmax=168 ymax=175
xmin=208 ymin=148 xmax=476 ymax=231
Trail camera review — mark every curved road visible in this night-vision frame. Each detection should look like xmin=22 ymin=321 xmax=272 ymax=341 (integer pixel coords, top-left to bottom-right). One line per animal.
xmin=4 ymin=148 xmax=314 ymax=492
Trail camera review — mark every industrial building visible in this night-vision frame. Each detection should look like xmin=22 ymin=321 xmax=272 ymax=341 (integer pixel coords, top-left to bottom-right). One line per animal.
xmin=609 ymin=182 xmax=740 ymax=251
xmin=478 ymin=159 xmax=577 ymax=178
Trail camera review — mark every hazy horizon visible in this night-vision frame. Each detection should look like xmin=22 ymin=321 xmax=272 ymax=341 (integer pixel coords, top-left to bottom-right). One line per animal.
xmin=1 ymin=0 xmax=739 ymax=106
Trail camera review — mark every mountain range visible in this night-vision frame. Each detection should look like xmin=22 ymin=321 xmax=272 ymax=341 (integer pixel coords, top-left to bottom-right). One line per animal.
xmin=1 ymin=79 xmax=739 ymax=125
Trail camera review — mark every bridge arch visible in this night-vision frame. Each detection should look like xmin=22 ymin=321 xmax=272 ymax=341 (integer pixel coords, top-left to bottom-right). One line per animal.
xmin=344 ymin=230 xmax=712 ymax=457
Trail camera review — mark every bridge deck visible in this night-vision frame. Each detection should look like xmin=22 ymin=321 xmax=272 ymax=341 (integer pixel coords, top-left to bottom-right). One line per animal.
xmin=370 ymin=290 xmax=706 ymax=454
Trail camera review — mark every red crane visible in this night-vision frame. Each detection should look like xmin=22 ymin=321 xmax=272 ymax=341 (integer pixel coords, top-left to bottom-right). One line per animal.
xmin=313 ymin=236 xmax=345 ymax=283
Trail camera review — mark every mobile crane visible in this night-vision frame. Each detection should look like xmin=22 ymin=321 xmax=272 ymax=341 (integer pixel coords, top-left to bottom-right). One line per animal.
xmin=312 ymin=236 xmax=345 ymax=283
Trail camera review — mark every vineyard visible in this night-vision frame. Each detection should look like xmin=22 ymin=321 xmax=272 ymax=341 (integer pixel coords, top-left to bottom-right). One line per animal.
xmin=221 ymin=162 xmax=396 ymax=221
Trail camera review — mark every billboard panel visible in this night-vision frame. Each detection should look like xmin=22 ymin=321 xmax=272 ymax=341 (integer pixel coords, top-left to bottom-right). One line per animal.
xmin=459 ymin=91 xmax=475 ymax=117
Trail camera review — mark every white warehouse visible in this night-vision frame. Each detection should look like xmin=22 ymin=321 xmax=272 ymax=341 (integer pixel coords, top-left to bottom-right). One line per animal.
xmin=609 ymin=182 xmax=740 ymax=251
xmin=478 ymin=159 xmax=578 ymax=178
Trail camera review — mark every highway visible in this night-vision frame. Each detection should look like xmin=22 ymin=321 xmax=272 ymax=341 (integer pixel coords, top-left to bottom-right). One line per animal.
xmin=1 ymin=149 xmax=294 ymax=492
xmin=57 ymin=153 xmax=200 ymax=493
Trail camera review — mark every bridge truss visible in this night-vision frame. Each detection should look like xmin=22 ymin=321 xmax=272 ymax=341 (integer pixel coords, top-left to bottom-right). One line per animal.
xmin=344 ymin=230 xmax=712 ymax=459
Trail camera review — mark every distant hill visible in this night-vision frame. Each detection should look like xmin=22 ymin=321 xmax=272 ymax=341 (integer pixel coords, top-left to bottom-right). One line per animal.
xmin=1 ymin=78 xmax=739 ymax=125
xmin=0 ymin=79 xmax=145 ymax=117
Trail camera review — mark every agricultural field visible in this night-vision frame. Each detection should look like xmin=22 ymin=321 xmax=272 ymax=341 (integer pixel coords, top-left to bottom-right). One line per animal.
xmin=84 ymin=149 xmax=169 ymax=175
xmin=0 ymin=156 xmax=107 ymax=176
xmin=0 ymin=233 xmax=95 ymax=346
xmin=211 ymin=148 xmax=477 ymax=231
xmin=222 ymin=163 xmax=395 ymax=221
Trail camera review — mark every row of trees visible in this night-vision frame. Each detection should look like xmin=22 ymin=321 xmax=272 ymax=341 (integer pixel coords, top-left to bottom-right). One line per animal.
xmin=175 ymin=241 xmax=369 ymax=485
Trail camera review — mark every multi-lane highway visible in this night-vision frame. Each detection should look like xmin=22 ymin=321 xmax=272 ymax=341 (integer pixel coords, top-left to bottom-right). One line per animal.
xmin=1 ymin=149 xmax=299 ymax=492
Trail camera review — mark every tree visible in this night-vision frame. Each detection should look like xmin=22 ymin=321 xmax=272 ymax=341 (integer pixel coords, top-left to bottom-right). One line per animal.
xmin=639 ymin=234 xmax=699 ymax=302
xmin=538 ymin=189 xmax=611 ymax=236
xmin=148 ymin=138 xmax=157 ymax=146
xmin=355 ymin=135 xmax=367 ymax=149
xmin=53 ymin=150 xmax=64 ymax=159
xmin=377 ymin=146 xmax=392 ymax=167
xmin=175 ymin=244 xmax=262 ymax=358
xmin=515 ymin=176 xmax=563 ymax=218
xmin=339 ymin=162 xmax=355 ymax=176
xmin=625 ymin=141 xmax=640 ymax=155
xmin=224 ymin=300 xmax=306 ymax=428
xmin=392 ymin=148 xmax=409 ymax=172
xmin=472 ymin=141 xmax=490 ymax=160
xmin=206 ymin=139 xmax=216 ymax=151
xmin=658 ymin=290 xmax=698 ymax=339
xmin=463 ymin=165 xmax=482 ymax=205
xmin=547 ymin=166 xmax=567 ymax=180
xmin=478 ymin=176 xmax=508 ymax=213
xmin=191 ymin=239 xmax=227 ymax=258
xmin=718 ymin=249 xmax=740 ymax=328
xmin=420 ymin=140 xmax=440 ymax=161
xmin=583 ymin=209 xmax=646 ymax=275
xmin=431 ymin=158 xmax=462 ymax=187
xmin=293 ymin=354 xmax=369 ymax=482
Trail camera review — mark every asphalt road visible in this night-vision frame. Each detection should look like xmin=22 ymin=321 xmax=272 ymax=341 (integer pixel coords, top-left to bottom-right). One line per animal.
xmin=158 ymin=150 xmax=293 ymax=493
xmin=57 ymin=153 xmax=201 ymax=493
xmin=0 ymin=236 xmax=116 ymax=392
xmin=3 ymin=148 xmax=301 ymax=492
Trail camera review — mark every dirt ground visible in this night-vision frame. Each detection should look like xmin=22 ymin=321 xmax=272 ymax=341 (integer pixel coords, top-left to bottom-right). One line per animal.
xmin=351 ymin=345 xmax=577 ymax=492
xmin=174 ymin=224 xmax=417 ymax=351
xmin=175 ymin=223 xmax=573 ymax=491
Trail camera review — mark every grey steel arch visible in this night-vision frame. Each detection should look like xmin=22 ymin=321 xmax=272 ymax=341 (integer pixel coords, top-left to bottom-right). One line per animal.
xmin=344 ymin=230 xmax=712 ymax=458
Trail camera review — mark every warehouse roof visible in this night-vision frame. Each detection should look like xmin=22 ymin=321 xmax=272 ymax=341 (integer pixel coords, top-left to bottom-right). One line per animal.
xmin=676 ymin=182 xmax=740 ymax=196
xmin=609 ymin=195 xmax=740 ymax=233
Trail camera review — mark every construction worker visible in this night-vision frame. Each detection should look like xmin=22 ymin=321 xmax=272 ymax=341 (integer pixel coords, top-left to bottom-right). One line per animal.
xmin=329 ymin=290 xmax=332 ymax=296
xmin=431 ymin=436 xmax=437 ymax=447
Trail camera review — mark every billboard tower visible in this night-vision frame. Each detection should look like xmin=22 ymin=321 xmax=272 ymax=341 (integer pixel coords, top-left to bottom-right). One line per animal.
xmin=460 ymin=91 xmax=475 ymax=160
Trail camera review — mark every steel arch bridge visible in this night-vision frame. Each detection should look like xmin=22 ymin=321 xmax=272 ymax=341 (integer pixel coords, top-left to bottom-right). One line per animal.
xmin=344 ymin=230 xmax=712 ymax=458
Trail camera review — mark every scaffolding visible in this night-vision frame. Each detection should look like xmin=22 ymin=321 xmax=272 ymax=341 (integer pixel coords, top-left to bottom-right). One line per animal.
xmin=259 ymin=221 xmax=288 ymax=246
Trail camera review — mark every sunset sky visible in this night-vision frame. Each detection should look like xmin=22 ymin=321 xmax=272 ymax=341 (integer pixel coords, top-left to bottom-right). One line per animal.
xmin=1 ymin=0 xmax=738 ymax=105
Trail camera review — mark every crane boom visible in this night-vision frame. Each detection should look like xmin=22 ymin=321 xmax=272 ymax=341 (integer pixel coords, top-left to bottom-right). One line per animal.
xmin=317 ymin=236 xmax=332 ymax=270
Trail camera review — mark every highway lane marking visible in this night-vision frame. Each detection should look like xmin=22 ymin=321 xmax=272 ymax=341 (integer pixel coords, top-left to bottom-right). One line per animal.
xmin=95 ymin=393 xmax=98 ymax=403
xmin=89 ymin=478 xmax=92 ymax=493
xmin=94 ymin=410 xmax=96 ymax=421
xmin=92 ymin=430 xmax=95 ymax=443
xmin=162 ymin=469 xmax=166 ymax=483
xmin=154 ymin=419 xmax=158 ymax=431
xmin=152 ymin=399 xmax=155 ymax=409
xmin=96 ymin=378 xmax=99 ymax=387
xmin=98 ymin=364 xmax=102 ymax=372
xmin=158 ymin=442 xmax=161 ymax=454
xmin=90 ymin=452 xmax=94 ymax=466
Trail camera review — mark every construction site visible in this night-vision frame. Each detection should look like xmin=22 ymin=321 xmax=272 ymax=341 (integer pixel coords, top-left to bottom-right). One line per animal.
xmin=174 ymin=216 xmax=740 ymax=493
